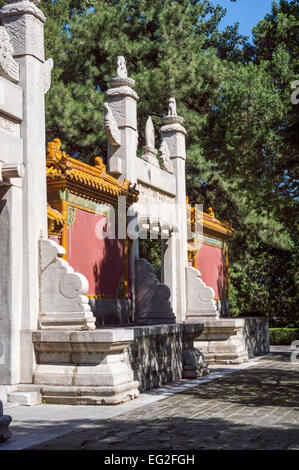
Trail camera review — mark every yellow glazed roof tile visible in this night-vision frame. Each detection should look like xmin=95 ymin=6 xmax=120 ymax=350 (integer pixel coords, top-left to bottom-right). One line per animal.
xmin=187 ymin=203 xmax=234 ymax=239
xmin=46 ymin=138 xmax=137 ymax=201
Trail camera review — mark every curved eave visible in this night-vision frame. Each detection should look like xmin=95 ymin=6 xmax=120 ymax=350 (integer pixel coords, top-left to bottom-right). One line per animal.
xmin=47 ymin=175 xmax=138 ymax=207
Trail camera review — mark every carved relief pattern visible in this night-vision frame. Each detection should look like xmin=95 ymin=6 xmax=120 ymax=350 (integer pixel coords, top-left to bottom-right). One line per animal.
xmin=104 ymin=102 xmax=121 ymax=147
xmin=0 ymin=115 xmax=19 ymax=135
xmin=43 ymin=58 xmax=53 ymax=94
xmin=3 ymin=15 xmax=45 ymax=61
xmin=159 ymin=141 xmax=173 ymax=174
xmin=0 ymin=26 xmax=19 ymax=82
xmin=137 ymin=183 xmax=175 ymax=229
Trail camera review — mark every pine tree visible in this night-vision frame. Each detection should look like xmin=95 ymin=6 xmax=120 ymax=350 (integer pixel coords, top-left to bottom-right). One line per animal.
xmin=1 ymin=0 xmax=297 ymax=325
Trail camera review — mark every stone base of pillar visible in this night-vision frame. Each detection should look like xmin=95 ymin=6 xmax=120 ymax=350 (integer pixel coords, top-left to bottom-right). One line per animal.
xmin=38 ymin=382 xmax=139 ymax=406
xmin=38 ymin=311 xmax=96 ymax=331
xmin=183 ymin=324 xmax=209 ymax=378
xmin=32 ymin=330 xmax=139 ymax=405
xmin=193 ymin=319 xmax=249 ymax=365
xmin=0 ymin=400 xmax=12 ymax=442
xmin=141 ymin=145 xmax=159 ymax=168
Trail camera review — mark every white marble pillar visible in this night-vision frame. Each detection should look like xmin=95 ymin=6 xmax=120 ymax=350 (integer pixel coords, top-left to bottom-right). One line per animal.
xmin=0 ymin=25 xmax=24 ymax=386
xmin=160 ymin=99 xmax=188 ymax=322
xmin=0 ymin=0 xmax=49 ymax=383
xmin=105 ymin=57 xmax=139 ymax=319
xmin=105 ymin=56 xmax=139 ymax=184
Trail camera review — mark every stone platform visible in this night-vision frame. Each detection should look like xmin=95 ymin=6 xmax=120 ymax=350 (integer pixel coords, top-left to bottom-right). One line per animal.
xmin=194 ymin=319 xmax=249 ymax=364
xmin=126 ymin=323 xmax=207 ymax=392
xmin=2 ymin=348 xmax=297 ymax=450
xmin=29 ymin=323 xmax=206 ymax=405
xmin=194 ymin=317 xmax=270 ymax=365
xmin=32 ymin=329 xmax=139 ymax=405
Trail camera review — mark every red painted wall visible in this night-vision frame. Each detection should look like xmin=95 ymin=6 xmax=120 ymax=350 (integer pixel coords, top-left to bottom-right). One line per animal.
xmin=196 ymin=244 xmax=226 ymax=300
xmin=67 ymin=208 xmax=125 ymax=296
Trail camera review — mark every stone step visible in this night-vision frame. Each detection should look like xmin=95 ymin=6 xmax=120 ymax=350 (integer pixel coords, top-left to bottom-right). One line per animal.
xmin=7 ymin=391 xmax=41 ymax=406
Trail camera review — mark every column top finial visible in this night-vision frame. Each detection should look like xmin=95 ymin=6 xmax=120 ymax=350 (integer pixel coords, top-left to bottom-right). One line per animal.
xmin=109 ymin=55 xmax=135 ymax=89
xmin=162 ymin=97 xmax=184 ymax=126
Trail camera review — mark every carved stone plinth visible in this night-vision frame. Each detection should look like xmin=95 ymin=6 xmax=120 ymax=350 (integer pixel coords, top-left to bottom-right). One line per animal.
xmin=32 ymin=330 xmax=139 ymax=405
xmin=186 ymin=266 xmax=219 ymax=321
xmin=183 ymin=323 xmax=209 ymax=378
xmin=135 ymin=258 xmax=176 ymax=325
xmin=39 ymin=239 xmax=96 ymax=330
xmin=0 ymin=400 xmax=12 ymax=443
xmin=194 ymin=319 xmax=249 ymax=365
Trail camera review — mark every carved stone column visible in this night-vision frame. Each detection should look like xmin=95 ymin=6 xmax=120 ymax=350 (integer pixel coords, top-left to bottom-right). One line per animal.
xmin=160 ymin=99 xmax=188 ymax=322
xmin=0 ymin=0 xmax=52 ymax=383
xmin=183 ymin=324 xmax=209 ymax=378
xmin=105 ymin=56 xmax=139 ymax=183
xmin=0 ymin=24 xmax=24 ymax=386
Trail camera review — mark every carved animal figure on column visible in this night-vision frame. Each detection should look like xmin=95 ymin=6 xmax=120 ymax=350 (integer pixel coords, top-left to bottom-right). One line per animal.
xmin=168 ymin=97 xmax=177 ymax=117
xmin=116 ymin=56 xmax=127 ymax=78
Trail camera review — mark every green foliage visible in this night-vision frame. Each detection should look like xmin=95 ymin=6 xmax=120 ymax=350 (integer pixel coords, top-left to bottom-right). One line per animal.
xmin=1 ymin=0 xmax=297 ymax=326
xmin=40 ymin=0 xmax=298 ymax=326
xmin=139 ymin=239 xmax=162 ymax=281
xmin=269 ymin=328 xmax=299 ymax=345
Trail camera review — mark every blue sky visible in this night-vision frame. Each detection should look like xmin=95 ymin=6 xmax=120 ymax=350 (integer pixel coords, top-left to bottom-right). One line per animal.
xmin=211 ymin=0 xmax=275 ymax=41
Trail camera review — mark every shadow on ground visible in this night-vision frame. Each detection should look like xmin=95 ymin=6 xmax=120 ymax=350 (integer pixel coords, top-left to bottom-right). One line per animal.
xmin=19 ymin=414 xmax=299 ymax=450
xmin=3 ymin=353 xmax=299 ymax=451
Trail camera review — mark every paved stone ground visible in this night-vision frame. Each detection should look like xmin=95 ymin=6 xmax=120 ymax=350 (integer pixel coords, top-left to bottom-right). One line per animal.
xmin=29 ymin=351 xmax=299 ymax=450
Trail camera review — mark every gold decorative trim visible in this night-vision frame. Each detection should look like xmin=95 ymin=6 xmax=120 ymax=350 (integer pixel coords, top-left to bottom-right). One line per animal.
xmin=47 ymin=203 xmax=64 ymax=235
xmin=187 ymin=203 xmax=234 ymax=240
xmin=46 ymin=138 xmax=138 ymax=206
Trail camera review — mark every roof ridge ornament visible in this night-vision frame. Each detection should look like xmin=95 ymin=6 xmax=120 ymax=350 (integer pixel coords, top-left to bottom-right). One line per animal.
xmin=46 ymin=138 xmax=69 ymax=171
xmin=94 ymin=157 xmax=107 ymax=177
